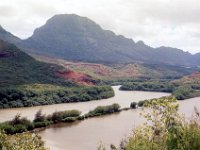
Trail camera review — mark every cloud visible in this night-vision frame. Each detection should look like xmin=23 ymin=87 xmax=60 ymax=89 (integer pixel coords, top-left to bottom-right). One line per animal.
xmin=0 ymin=0 xmax=199 ymax=53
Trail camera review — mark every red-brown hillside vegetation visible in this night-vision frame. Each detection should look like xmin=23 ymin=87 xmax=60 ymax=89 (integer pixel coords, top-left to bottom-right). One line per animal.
xmin=188 ymin=71 xmax=200 ymax=79
xmin=57 ymin=70 xmax=96 ymax=86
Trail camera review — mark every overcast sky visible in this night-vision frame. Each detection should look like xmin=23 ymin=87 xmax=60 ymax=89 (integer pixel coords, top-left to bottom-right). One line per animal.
xmin=0 ymin=0 xmax=200 ymax=54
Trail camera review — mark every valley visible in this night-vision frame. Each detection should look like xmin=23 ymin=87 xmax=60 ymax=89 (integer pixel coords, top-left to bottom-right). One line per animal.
xmin=0 ymin=12 xmax=200 ymax=150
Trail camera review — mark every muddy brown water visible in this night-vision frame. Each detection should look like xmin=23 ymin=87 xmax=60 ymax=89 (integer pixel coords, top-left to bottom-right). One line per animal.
xmin=1 ymin=86 xmax=199 ymax=150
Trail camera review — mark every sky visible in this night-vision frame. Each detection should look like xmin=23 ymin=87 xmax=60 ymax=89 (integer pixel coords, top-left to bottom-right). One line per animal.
xmin=0 ymin=0 xmax=200 ymax=54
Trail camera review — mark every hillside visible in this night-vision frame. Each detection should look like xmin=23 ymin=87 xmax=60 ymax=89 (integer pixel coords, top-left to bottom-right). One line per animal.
xmin=0 ymin=40 xmax=114 ymax=108
xmin=0 ymin=15 xmax=199 ymax=66
xmin=22 ymin=14 xmax=200 ymax=66
xmin=33 ymin=54 xmax=197 ymax=81
xmin=0 ymin=40 xmax=73 ymax=87
xmin=120 ymin=70 xmax=200 ymax=100
xmin=0 ymin=25 xmax=21 ymax=45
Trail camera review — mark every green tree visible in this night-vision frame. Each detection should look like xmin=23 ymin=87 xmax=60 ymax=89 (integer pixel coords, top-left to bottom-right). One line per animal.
xmin=0 ymin=131 xmax=49 ymax=150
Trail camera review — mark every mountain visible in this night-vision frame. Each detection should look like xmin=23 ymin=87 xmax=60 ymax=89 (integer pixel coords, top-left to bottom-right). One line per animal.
xmin=0 ymin=14 xmax=199 ymax=66
xmin=34 ymin=54 xmax=198 ymax=80
xmin=22 ymin=14 xmax=200 ymax=66
xmin=0 ymin=40 xmax=115 ymax=108
xmin=0 ymin=40 xmax=73 ymax=87
xmin=23 ymin=14 xmax=140 ymax=63
xmin=0 ymin=25 xmax=21 ymax=45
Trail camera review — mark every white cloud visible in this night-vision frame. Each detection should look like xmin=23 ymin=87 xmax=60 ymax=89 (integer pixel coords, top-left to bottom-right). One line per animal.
xmin=0 ymin=0 xmax=199 ymax=53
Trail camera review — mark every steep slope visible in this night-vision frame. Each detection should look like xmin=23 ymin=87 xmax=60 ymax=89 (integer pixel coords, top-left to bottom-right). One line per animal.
xmin=0 ymin=25 xmax=21 ymax=45
xmin=0 ymin=40 xmax=73 ymax=87
xmin=24 ymin=14 xmax=141 ymax=63
xmin=0 ymin=40 xmax=114 ymax=108
xmin=23 ymin=14 xmax=200 ymax=66
xmin=33 ymin=54 xmax=197 ymax=80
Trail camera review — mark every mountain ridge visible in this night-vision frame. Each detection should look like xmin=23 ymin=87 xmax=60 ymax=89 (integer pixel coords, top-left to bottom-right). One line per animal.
xmin=0 ymin=14 xmax=200 ymax=66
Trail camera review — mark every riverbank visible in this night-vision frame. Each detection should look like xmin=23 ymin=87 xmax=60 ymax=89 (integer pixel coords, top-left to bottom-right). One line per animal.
xmin=39 ymin=96 xmax=200 ymax=150
xmin=0 ymin=85 xmax=114 ymax=109
xmin=0 ymin=86 xmax=170 ymax=122
xmin=120 ymin=79 xmax=200 ymax=100
xmin=0 ymin=103 xmax=124 ymax=134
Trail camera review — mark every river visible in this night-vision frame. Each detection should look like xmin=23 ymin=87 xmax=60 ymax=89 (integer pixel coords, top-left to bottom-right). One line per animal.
xmin=0 ymin=86 xmax=169 ymax=122
xmin=1 ymin=86 xmax=199 ymax=150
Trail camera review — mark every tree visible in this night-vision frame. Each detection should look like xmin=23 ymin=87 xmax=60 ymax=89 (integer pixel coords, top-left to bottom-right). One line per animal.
xmin=124 ymin=96 xmax=200 ymax=150
xmin=34 ymin=109 xmax=46 ymax=122
xmin=0 ymin=131 xmax=49 ymax=150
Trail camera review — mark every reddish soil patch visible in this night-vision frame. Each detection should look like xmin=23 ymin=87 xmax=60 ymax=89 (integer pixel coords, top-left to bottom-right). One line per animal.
xmin=57 ymin=70 xmax=96 ymax=86
xmin=188 ymin=71 xmax=200 ymax=79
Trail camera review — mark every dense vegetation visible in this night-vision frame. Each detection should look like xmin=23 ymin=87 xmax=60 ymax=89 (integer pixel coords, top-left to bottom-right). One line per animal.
xmin=85 ymin=103 xmax=120 ymax=117
xmin=0 ymin=131 xmax=48 ymax=150
xmin=0 ymin=109 xmax=81 ymax=134
xmin=120 ymin=75 xmax=200 ymax=100
xmin=0 ymin=40 xmax=74 ymax=87
xmin=0 ymin=84 xmax=114 ymax=108
xmin=0 ymin=103 xmax=121 ymax=134
xmin=0 ymin=40 xmax=115 ymax=108
xmin=120 ymin=80 xmax=174 ymax=92
xmin=98 ymin=97 xmax=200 ymax=150
xmin=125 ymin=97 xmax=200 ymax=150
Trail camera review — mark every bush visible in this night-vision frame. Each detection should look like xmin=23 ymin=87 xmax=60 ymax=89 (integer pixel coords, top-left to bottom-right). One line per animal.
xmin=123 ymin=96 xmax=200 ymax=150
xmin=130 ymin=102 xmax=137 ymax=109
xmin=0 ymin=130 xmax=48 ymax=150
xmin=87 ymin=103 xmax=120 ymax=117
xmin=0 ymin=109 xmax=81 ymax=134
xmin=33 ymin=109 xmax=46 ymax=122
xmin=48 ymin=109 xmax=81 ymax=123
xmin=138 ymin=100 xmax=144 ymax=107
xmin=33 ymin=121 xmax=52 ymax=128
xmin=62 ymin=117 xmax=77 ymax=122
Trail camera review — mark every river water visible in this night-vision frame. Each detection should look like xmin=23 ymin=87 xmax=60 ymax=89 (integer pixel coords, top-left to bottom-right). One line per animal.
xmin=37 ymin=86 xmax=170 ymax=150
xmin=0 ymin=86 xmax=169 ymax=122
xmin=1 ymin=86 xmax=199 ymax=150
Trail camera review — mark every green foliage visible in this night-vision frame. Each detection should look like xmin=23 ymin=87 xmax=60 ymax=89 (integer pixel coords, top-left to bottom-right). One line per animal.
xmin=0 ymin=114 xmax=34 ymax=134
xmin=123 ymin=96 xmax=200 ymax=150
xmin=0 ymin=109 xmax=81 ymax=134
xmin=0 ymin=41 xmax=74 ymax=88
xmin=138 ymin=100 xmax=145 ymax=107
xmin=0 ymin=41 xmax=114 ymax=109
xmin=172 ymin=86 xmax=200 ymax=100
xmin=130 ymin=102 xmax=137 ymax=109
xmin=120 ymin=81 xmax=174 ymax=92
xmin=34 ymin=109 xmax=46 ymax=122
xmin=0 ymin=84 xmax=114 ymax=108
xmin=120 ymin=78 xmax=200 ymax=100
xmin=0 ymin=131 xmax=48 ymax=150
xmin=48 ymin=110 xmax=81 ymax=123
xmin=86 ymin=103 xmax=120 ymax=117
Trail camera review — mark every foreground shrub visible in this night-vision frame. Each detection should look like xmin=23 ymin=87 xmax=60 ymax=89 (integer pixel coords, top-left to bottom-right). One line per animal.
xmin=125 ymin=96 xmax=200 ymax=150
xmin=0 ymin=131 xmax=48 ymax=150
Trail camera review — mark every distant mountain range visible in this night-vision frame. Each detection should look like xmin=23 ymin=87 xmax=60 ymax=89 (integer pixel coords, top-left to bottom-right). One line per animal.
xmin=0 ymin=14 xmax=200 ymax=66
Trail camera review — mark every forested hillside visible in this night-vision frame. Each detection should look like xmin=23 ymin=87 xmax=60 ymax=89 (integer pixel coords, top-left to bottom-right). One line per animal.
xmin=0 ymin=40 xmax=114 ymax=108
